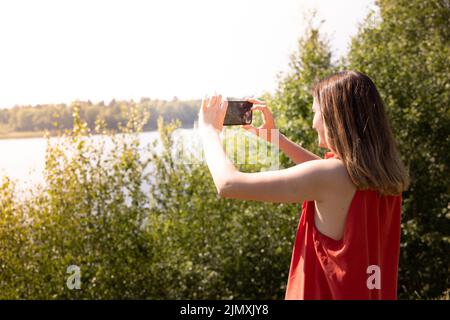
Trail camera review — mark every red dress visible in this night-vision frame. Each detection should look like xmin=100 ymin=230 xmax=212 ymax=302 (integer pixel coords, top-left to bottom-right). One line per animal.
xmin=285 ymin=151 xmax=402 ymax=300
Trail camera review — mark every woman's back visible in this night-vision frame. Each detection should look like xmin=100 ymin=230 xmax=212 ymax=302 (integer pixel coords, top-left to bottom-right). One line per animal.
xmin=285 ymin=151 xmax=403 ymax=300
xmin=313 ymin=152 xmax=358 ymax=241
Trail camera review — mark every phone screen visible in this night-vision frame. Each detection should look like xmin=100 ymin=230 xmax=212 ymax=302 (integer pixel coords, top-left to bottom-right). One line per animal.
xmin=223 ymin=100 xmax=253 ymax=126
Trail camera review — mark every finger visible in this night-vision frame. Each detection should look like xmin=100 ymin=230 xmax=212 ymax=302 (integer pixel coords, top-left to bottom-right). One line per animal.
xmin=216 ymin=94 xmax=222 ymax=109
xmin=247 ymin=98 xmax=266 ymax=105
xmin=207 ymin=94 xmax=217 ymax=108
xmin=250 ymin=105 xmax=267 ymax=111
xmin=204 ymin=95 xmax=211 ymax=109
xmin=201 ymin=94 xmax=208 ymax=111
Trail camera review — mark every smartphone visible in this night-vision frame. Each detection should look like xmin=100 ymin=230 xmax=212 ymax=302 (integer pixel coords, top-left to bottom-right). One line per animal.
xmin=223 ymin=98 xmax=253 ymax=126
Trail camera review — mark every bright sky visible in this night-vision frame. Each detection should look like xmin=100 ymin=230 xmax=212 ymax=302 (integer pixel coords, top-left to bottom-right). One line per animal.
xmin=0 ymin=0 xmax=376 ymax=108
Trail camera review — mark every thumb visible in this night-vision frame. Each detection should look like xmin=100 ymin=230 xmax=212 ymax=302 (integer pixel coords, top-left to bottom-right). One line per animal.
xmin=251 ymin=105 xmax=266 ymax=111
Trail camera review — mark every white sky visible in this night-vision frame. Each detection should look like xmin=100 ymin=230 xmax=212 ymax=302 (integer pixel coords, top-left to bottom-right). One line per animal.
xmin=0 ymin=0 xmax=376 ymax=108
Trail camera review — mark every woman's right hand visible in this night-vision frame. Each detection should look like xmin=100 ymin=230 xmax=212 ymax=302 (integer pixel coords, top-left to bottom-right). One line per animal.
xmin=242 ymin=98 xmax=277 ymax=142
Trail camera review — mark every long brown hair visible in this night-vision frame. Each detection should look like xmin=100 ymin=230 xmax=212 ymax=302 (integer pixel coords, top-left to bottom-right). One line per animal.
xmin=312 ymin=70 xmax=410 ymax=196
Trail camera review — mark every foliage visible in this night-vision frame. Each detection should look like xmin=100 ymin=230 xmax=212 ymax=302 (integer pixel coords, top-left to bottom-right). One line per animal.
xmin=269 ymin=23 xmax=338 ymax=168
xmin=0 ymin=104 xmax=298 ymax=299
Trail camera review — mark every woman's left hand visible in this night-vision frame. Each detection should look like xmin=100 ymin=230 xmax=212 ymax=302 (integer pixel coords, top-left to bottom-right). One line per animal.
xmin=198 ymin=93 xmax=228 ymax=132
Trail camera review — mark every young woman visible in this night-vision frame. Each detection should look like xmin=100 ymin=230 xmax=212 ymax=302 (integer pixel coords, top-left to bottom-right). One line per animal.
xmin=198 ymin=70 xmax=410 ymax=300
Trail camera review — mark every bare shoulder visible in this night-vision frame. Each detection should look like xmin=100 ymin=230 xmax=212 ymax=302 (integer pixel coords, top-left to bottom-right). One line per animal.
xmin=310 ymin=158 xmax=357 ymax=201
xmin=284 ymin=158 xmax=355 ymax=203
xmin=302 ymin=158 xmax=350 ymax=179
xmin=318 ymin=158 xmax=351 ymax=178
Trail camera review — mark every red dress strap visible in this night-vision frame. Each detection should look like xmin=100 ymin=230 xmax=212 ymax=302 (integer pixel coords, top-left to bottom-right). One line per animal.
xmin=324 ymin=151 xmax=339 ymax=159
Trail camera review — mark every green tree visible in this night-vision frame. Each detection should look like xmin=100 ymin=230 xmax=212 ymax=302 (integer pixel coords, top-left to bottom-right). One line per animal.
xmin=0 ymin=103 xmax=298 ymax=299
xmin=270 ymin=20 xmax=338 ymax=167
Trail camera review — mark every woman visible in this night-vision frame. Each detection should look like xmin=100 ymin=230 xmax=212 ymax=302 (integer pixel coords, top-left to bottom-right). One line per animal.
xmin=198 ymin=70 xmax=410 ymax=300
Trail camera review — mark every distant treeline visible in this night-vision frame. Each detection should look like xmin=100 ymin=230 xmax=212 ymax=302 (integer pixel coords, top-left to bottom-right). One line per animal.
xmin=0 ymin=97 xmax=200 ymax=134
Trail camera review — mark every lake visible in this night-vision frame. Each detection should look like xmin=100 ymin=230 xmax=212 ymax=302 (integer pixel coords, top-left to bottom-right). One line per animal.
xmin=0 ymin=127 xmax=279 ymax=197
